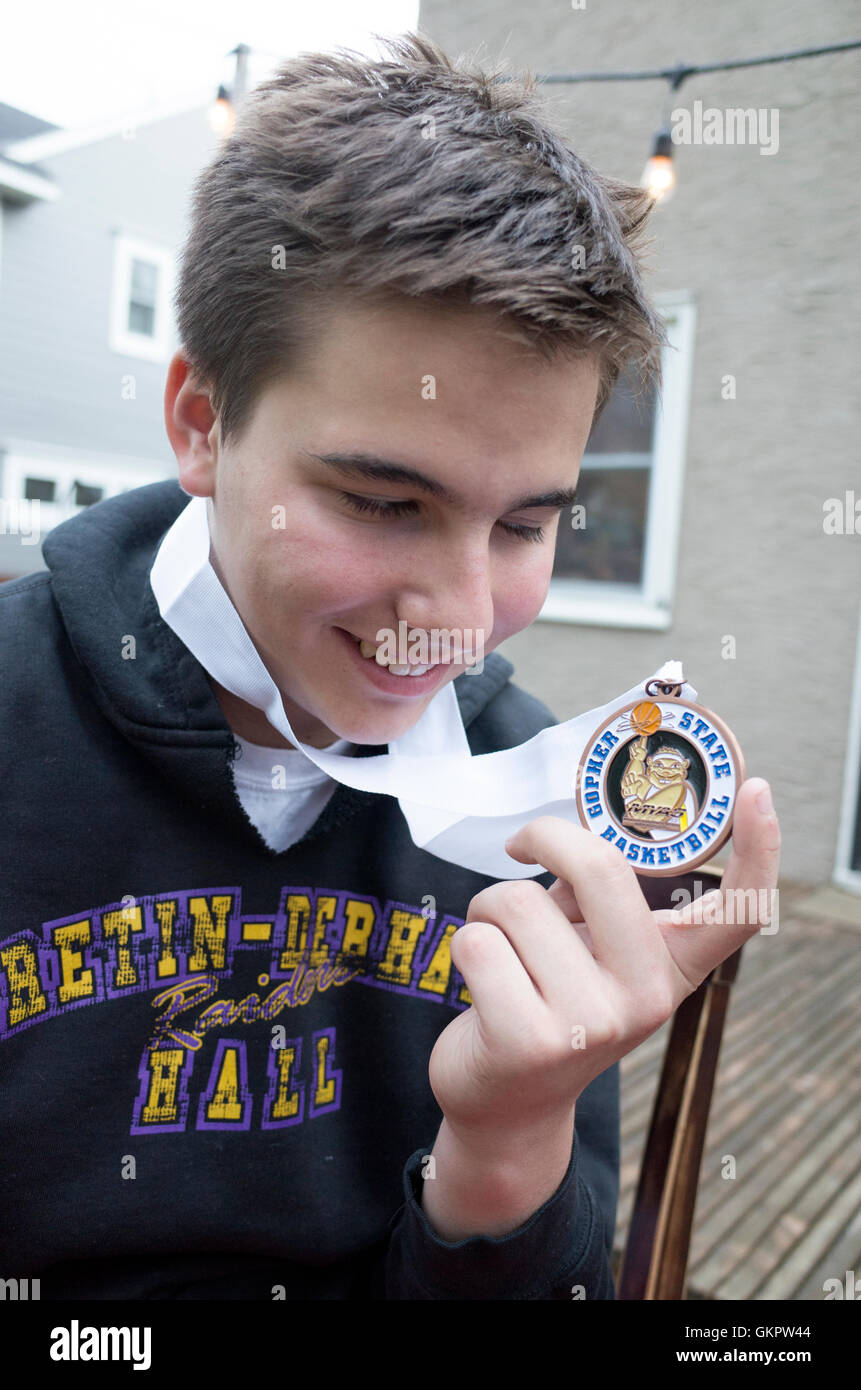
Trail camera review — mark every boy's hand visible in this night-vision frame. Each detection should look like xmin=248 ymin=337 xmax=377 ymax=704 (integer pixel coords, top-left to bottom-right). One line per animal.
xmin=428 ymin=777 xmax=780 ymax=1149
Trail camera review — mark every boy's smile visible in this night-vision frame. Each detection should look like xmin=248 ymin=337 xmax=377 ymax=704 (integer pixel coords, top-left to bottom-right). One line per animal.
xmin=165 ymin=293 xmax=600 ymax=751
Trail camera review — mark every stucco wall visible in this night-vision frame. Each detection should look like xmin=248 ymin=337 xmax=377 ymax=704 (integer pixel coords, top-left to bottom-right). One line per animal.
xmin=419 ymin=0 xmax=861 ymax=882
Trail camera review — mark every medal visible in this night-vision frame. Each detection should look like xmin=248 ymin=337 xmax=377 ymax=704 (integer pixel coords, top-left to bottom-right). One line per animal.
xmin=574 ymin=664 xmax=745 ymax=876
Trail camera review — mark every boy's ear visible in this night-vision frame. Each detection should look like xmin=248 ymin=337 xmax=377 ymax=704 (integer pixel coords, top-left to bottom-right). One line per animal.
xmin=164 ymin=350 xmax=219 ymax=498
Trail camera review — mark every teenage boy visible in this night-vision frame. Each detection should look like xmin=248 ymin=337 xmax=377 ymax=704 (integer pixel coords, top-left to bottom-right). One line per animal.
xmin=0 ymin=33 xmax=779 ymax=1300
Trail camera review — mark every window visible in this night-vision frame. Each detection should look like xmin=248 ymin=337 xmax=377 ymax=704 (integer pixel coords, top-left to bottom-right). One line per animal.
xmin=24 ymin=476 xmax=56 ymax=503
xmin=127 ymin=257 xmax=159 ymax=336
xmin=73 ymin=481 xmax=104 ymax=507
xmin=2 ymin=452 xmax=172 ymax=537
xmin=109 ymin=234 xmax=176 ymax=362
xmin=552 ymin=367 xmax=655 ymax=586
xmin=540 ymin=295 xmax=697 ymax=630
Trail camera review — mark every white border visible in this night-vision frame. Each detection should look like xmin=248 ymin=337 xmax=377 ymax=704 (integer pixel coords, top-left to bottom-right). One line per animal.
xmin=834 ymin=593 xmax=861 ymax=893
xmin=109 ymin=233 xmax=177 ymax=362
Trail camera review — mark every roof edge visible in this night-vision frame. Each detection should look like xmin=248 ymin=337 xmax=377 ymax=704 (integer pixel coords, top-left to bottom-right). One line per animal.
xmin=3 ymin=91 xmax=217 ymax=164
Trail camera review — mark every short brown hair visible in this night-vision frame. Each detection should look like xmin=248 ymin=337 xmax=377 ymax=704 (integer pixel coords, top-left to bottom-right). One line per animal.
xmin=174 ymin=31 xmax=668 ymax=449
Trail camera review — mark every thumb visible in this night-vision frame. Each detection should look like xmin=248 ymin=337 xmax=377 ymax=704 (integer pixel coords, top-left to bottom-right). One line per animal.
xmin=503 ymin=828 xmax=538 ymax=864
xmin=721 ymin=777 xmax=781 ymax=897
xmin=654 ymin=778 xmax=781 ymax=988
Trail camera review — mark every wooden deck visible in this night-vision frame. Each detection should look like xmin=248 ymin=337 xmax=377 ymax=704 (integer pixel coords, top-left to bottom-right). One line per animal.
xmin=611 ymin=879 xmax=861 ymax=1300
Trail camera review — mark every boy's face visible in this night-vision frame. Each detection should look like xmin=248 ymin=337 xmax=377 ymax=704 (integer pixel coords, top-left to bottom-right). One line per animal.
xmin=167 ymin=295 xmax=599 ymax=748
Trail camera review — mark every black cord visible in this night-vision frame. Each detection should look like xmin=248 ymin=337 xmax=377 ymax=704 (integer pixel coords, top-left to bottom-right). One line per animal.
xmin=531 ymin=37 xmax=861 ymax=87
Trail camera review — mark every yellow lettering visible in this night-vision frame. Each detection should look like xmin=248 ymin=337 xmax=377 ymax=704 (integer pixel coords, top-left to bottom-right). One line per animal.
xmin=102 ymin=905 xmax=143 ymax=988
xmin=188 ymin=895 xmax=231 ymax=972
xmin=314 ymin=1035 xmax=335 ymax=1107
xmin=340 ymin=899 xmax=374 ymax=963
xmin=206 ymin=1046 xmax=243 ymax=1122
xmin=155 ymin=899 xmax=179 ymax=977
xmin=0 ymin=940 xmax=48 ymax=1027
xmin=241 ymin=920 xmax=273 ymax=943
xmin=376 ymin=909 xmax=428 ymax=986
xmin=417 ymin=921 xmax=457 ymax=995
xmin=53 ymin=920 xmax=95 ymax=1003
xmin=271 ymin=1045 xmax=300 ymax=1119
xmin=309 ymin=896 xmax=335 ymax=967
xmin=277 ymin=895 xmax=311 ymax=972
xmin=141 ymin=1048 xmax=184 ymax=1123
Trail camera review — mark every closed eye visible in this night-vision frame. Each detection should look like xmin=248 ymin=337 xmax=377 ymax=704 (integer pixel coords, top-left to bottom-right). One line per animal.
xmin=337 ymin=491 xmax=546 ymax=543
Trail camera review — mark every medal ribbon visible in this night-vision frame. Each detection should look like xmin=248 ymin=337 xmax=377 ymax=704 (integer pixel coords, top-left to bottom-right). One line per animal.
xmin=149 ymin=496 xmax=697 ymax=878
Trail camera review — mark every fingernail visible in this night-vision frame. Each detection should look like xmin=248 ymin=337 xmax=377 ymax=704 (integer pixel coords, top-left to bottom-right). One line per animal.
xmin=756 ymin=783 xmax=773 ymax=816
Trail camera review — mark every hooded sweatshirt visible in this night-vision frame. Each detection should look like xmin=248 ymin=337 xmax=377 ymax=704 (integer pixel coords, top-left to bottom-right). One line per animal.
xmin=0 ymin=479 xmax=623 ymax=1301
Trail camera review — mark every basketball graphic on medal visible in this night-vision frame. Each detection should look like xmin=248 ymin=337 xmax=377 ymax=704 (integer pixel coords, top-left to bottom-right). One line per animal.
xmin=574 ymin=666 xmax=746 ymax=876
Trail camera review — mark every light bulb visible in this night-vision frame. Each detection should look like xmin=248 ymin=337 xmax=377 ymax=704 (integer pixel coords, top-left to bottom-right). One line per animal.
xmin=209 ymin=86 xmax=235 ymax=137
xmin=641 ymin=128 xmax=676 ymax=203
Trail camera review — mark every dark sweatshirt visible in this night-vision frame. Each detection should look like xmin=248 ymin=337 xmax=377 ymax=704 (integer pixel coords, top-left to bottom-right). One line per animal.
xmin=0 ymin=479 xmax=620 ymax=1301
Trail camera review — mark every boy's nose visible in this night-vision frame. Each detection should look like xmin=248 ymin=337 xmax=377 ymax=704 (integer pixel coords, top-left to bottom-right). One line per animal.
xmin=394 ymin=575 xmax=495 ymax=658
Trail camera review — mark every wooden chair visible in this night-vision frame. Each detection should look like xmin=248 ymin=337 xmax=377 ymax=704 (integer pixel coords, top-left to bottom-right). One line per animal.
xmin=616 ymin=862 xmax=743 ymax=1300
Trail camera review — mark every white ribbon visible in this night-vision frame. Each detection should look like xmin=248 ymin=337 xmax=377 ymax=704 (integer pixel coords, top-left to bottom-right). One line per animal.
xmin=149 ymin=496 xmax=696 ymax=879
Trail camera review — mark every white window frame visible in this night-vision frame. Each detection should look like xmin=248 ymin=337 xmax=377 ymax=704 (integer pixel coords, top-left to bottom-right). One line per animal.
xmin=539 ymin=292 xmax=697 ymax=630
xmin=834 ymin=595 xmax=861 ymax=893
xmin=3 ymin=450 xmax=172 ymax=533
xmin=109 ymin=233 xmax=176 ymax=362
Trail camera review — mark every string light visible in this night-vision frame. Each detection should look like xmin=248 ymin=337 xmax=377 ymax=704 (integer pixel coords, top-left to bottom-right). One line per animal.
xmin=638 ymin=67 xmax=687 ymax=204
xmin=209 ymin=84 xmax=235 ymax=137
xmin=641 ymin=128 xmax=675 ymax=202
xmin=208 ymin=43 xmax=251 ymax=136
xmin=532 ymin=38 xmax=861 ymax=205
xmin=207 ymin=35 xmax=861 ymax=196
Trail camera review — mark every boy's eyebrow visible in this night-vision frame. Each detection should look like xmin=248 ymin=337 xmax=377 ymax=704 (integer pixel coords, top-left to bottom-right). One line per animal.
xmin=303 ymin=451 xmax=578 ymax=513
